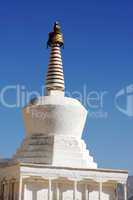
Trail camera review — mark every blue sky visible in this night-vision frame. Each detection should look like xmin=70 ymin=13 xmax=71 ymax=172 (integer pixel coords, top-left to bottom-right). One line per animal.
xmin=0 ymin=0 xmax=133 ymax=173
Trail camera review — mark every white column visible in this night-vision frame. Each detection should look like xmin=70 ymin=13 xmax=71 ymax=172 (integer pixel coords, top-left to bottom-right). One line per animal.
xmin=115 ymin=184 xmax=119 ymax=200
xmin=48 ymin=179 xmax=52 ymax=200
xmin=15 ymin=181 xmax=19 ymax=200
xmin=124 ymin=184 xmax=127 ymax=200
xmin=5 ymin=182 xmax=8 ymax=200
xmin=19 ymin=176 xmax=23 ymax=200
xmin=85 ymin=183 xmax=88 ymax=200
xmin=0 ymin=181 xmax=1 ymax=199
xmin=99 ymin=182 xmax=102 ymax=200
xmin=1 ymin=182 xmax=5 ymax=200
xmin=7 ymin=181 xmax=10 ymax=200
xmin=4 ymin=182 xmax=6 ymax=200
xmin=23 ymin=182 xmax=27 ymax=200
xmin=73 ymin=181 xmax=77 ymax=200
xmin=56 ymin=182 xmax=59 ymax=200
xmin=14 ymin=180 xmax=17 ymax=200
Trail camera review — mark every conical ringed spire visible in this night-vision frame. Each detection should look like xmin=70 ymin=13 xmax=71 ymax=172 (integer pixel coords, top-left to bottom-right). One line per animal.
xmin=45 ymin=22 xmax=65 ymax=93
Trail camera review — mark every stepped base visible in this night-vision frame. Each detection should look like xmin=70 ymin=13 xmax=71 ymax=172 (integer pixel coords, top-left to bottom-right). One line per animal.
xmin=13 ymin=134 xmax=97 ymax=168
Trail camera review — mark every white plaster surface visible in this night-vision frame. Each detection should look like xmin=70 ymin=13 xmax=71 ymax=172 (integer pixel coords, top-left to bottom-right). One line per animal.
xmin=13 ymin=92 xmax=97 ymax=168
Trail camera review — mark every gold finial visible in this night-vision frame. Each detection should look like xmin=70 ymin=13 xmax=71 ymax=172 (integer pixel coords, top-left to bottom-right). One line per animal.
xmin=47 ymin=21 xmax=64 ymax=48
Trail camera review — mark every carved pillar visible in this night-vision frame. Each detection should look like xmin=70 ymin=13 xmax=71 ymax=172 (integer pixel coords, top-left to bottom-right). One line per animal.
xmin=85 ymin=183 xmax=88 ymax=200
xmin=4 ymin=181 xmax=9 ymax=200
xmin=56 ymin=182 xmax=59 ymax=200
xmin=14 ymin=181 xmax=19 ymax=200
xmin=0 ymin=180 xmax=2 ymax=200
xmin=23 ymin=182 xmax=27 ymax=200
xmin=73 ymin=180 xmax=77 ymax=200
xmin=19 ymin=176 xmax=23 ymax=200
xmin=7 ymin=180 xmax=10 ymax=200
xmin=99 ymin=182 xmax=102 ymax=200
xmin=115 ymin=184 xmax=119 ymax=200
xmin=12 ymin=181 xmax=16 ymax=200
xmin=3 ymin=182 xmax=5 ymax=200
xmin=14 ymin=181 xmax=17 ymax=200
xmin=1 ymin=181 xmax=4 ymax=200
xmin=48 ymin=179 xmax=52 ymax=200
xmin=124 ymin=183 xmax=127 ymax=200
xmin=9 ymin=180 xmax=13 ymax=200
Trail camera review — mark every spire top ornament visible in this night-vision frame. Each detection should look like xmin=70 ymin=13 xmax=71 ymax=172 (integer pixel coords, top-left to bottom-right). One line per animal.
xmin=47 ymin=21 xmax=64 ymax=48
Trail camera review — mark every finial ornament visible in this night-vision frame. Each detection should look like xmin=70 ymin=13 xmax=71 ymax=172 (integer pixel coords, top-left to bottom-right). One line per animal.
xmin=47 ymin=21 xmax=64 ymax=48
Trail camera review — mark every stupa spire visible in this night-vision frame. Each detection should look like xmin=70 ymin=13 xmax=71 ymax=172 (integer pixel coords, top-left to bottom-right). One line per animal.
xmin=45 ymin=22 xmax=65 ymax=93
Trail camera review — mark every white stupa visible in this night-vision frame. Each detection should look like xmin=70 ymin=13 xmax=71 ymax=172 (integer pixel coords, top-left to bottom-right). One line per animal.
xmin=13 ymin=22 xmax=97 ymax=168
xmin=0 ymin=22 xmax=128 ymax=200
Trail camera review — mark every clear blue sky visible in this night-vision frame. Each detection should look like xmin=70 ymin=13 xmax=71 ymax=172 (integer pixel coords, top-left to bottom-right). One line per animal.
xmin=0 ymin=0 xmax=133 ymax=173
